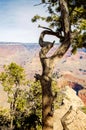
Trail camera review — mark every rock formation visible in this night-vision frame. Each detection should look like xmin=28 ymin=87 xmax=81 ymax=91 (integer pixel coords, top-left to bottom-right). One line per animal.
xmin=54 ymin=86 xmax=86 ymax=130
xmin=78 ymin=89 xmax=86 ymax=105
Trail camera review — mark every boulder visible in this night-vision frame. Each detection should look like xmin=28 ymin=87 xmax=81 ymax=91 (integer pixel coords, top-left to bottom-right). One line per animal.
xmin=54 ymin=86 xmax=86 ymax=130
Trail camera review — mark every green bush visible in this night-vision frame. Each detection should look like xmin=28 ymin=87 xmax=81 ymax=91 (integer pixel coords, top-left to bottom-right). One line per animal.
xmin=81 ymin=106 xmax=86 ymax=114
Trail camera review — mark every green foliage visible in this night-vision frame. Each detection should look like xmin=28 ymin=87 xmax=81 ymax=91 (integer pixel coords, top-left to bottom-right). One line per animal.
xmin=13 ymin=80 xmax=42 ymax=130
xmin=0 ymin=63 xmax=28 ymax=111
xmin=81 ymin=106 xmax=86 ymax=114
xmin=15 ymin=89 xmax=29 ymax=112
xmin=52 ymin=80 xmax=65 ymax=109
xmin=32 ymin=0 xmax=86 ymax=51
xmin=5 ymin=62 xmax=26 ymax=85
xmin=0 ymin=63 xmax=27 ymax=91
xmin=0 ymin=63 xmax=65 ymax=129
xmin=28 ymin=81 xmax=42 ymax=118
xmin=31 ymin=15 xmax=41 ymax=22
xmin=0 ymin=68 xmax=63 ymax=129
xmin=0 ymin=108 xmax=10 ymax=128
xmin=0 ymin=63 xmax=43 ymax=129
xmin=0 ymin=63 xmax=29 ymax=129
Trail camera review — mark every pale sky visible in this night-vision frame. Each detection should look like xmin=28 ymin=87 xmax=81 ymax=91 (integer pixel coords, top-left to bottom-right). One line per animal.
xmin=0 ymin=0 xmax=55 ymax=43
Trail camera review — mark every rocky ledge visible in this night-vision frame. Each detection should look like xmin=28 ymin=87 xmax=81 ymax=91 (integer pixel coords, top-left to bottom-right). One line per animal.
xmin=54 ymin=86 xmax=86 ymax=130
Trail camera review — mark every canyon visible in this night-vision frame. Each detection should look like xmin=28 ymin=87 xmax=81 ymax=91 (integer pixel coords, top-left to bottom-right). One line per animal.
xmin=0 ymin=42 xmax=86 ymax=130
xmin=0 ymin=42 xmax=86 ymax=106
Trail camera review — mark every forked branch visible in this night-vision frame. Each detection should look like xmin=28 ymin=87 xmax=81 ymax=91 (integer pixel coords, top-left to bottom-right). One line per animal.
xmin=39 ymin=0 xmax=71 ymax=62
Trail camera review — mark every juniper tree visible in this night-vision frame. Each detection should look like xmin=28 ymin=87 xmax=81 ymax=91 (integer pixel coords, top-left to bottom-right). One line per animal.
xmin=32 ymin=0 xmax=86 ymax=130
xmin=0 ymin=62 xmax=28 ymax=129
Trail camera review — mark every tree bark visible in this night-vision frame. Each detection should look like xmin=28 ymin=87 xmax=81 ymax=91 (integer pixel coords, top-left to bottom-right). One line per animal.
xmin=40 ymin=58 xmax=54 ymax=130
xmin=36 ymin=0 xmax=71 ymax=130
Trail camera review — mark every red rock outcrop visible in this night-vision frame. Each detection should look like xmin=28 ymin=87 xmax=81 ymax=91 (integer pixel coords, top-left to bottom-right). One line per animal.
xmin=78 ymin=89 xmax=86 ymax=105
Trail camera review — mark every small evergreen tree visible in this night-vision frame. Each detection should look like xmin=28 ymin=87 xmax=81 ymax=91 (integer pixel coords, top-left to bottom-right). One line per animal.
xmin=0 ymin=62 xmax=28 ymax=129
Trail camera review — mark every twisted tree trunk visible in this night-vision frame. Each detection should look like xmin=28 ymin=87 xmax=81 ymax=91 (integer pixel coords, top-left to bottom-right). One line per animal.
xmin=35 ymin=0 xmax=71 ymax=130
